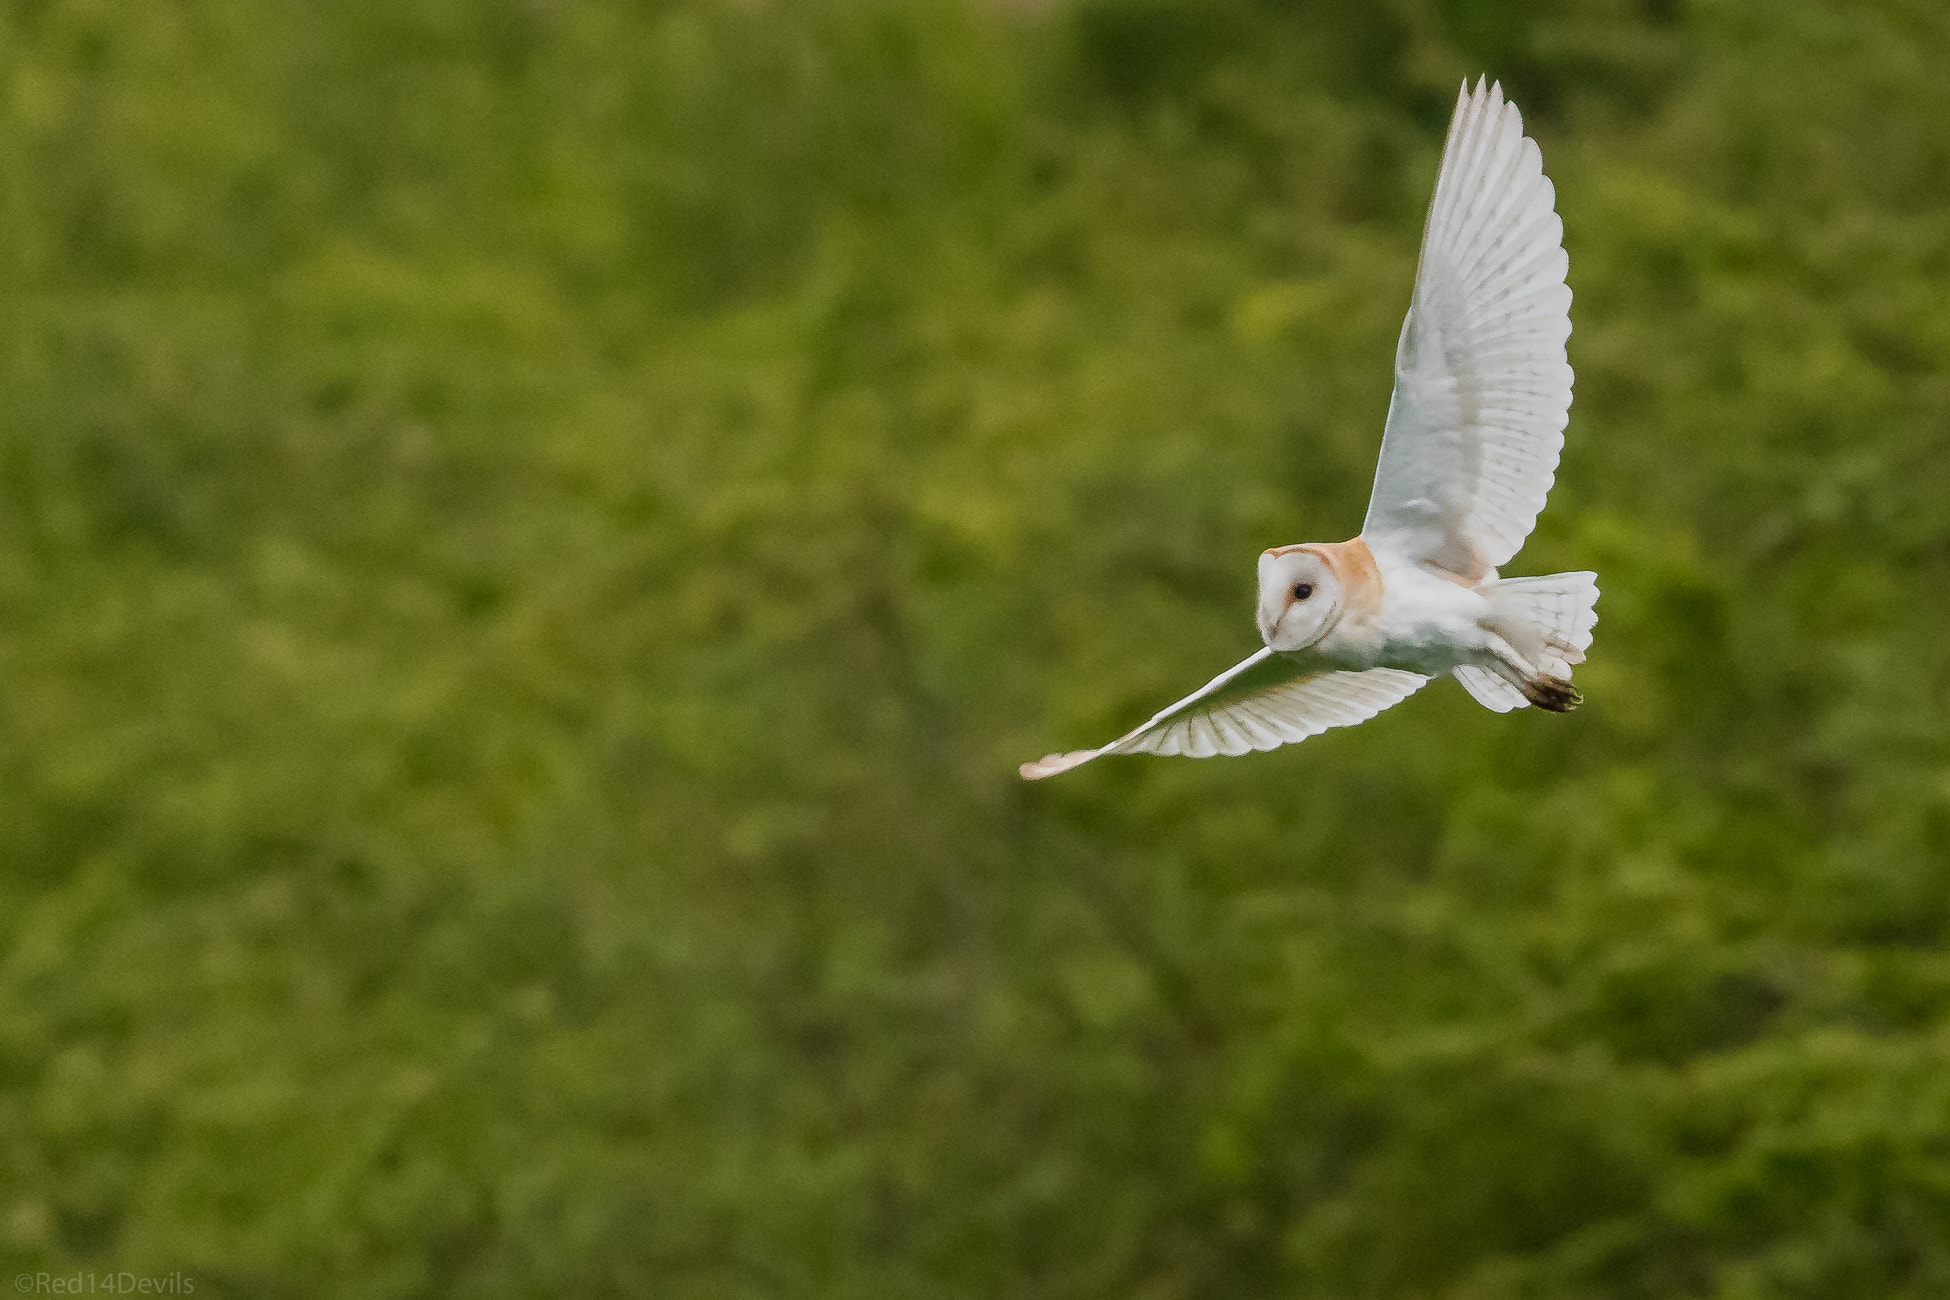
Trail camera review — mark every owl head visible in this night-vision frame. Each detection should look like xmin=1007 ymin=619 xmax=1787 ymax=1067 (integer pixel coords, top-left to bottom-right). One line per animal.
xmin=1257 ymin=547 xmax=1342 ymax=651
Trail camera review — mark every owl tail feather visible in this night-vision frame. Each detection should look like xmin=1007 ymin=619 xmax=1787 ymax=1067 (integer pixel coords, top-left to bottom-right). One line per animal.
xmin=1453 ymin=571 xmax=1600 ymax=713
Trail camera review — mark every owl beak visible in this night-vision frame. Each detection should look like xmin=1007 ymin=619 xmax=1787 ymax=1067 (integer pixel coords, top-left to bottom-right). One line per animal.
xmin=1257 ymin=600 xmax=1282 ymax=646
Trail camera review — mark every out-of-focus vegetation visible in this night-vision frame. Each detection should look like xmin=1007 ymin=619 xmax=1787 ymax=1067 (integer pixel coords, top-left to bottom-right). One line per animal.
xmin=1 ymin=0 xmax=1948 ymax=1294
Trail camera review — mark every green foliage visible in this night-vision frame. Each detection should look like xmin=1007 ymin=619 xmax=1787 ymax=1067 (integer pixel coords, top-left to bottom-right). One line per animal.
xmin=1 ymin=0 xmax=1948 ymax=1295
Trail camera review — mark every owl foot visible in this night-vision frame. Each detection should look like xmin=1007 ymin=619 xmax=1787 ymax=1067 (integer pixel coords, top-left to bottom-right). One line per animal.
xmin=1522 ymin=676 xmax=1582 ymax=712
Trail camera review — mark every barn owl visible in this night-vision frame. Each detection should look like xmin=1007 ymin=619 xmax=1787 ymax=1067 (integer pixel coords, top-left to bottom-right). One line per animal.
xmin=1022 ymin=79 xmax=1597 ymax=780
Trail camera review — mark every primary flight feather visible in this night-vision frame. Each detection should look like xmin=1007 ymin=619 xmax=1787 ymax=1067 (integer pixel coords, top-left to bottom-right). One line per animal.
xmin=1022 ymin=78 xmax=1597 ymax=780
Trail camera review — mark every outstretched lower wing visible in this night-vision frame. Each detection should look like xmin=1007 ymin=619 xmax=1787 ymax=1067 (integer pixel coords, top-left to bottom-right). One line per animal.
xmin=1363 ymin=78 xmax=1574 ymax=579
xmin=1020 ymin=650 xmax=1428 ymax=779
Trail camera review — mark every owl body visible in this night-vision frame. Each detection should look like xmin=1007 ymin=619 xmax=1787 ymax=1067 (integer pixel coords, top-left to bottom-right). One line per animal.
xmin=1259 ymin=539 xmax=1528 ymax=679
xmin=1359 ymin=554 xmax=1497 ymax=676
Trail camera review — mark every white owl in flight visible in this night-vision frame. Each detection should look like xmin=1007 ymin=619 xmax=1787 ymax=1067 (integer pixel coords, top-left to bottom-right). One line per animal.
xmin=1022 ymin=79 xmax=1597 ymax=780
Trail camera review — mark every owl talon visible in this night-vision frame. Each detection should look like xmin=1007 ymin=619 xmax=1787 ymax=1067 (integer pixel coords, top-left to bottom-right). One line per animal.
xmin=1522 ymin=676 xmax=1582 ymax=712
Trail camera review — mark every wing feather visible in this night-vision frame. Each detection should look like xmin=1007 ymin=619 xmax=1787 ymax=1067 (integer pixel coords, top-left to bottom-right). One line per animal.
xmin=1020 ymin=650 xmax=1427 ymax=779
xmin=1363 ymin=78 xmax=1574 ymax=576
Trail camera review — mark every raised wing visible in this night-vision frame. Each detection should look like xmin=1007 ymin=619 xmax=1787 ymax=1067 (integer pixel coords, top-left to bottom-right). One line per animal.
xmin=1020 ymin=650 xmax=1427 ymax=779
xmin=1362 ymin=78 xmax=1574 ymax=578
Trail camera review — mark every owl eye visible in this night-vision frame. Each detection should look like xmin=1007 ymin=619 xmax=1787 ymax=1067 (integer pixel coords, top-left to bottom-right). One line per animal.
xmin=1292 ymin=583 xmax=1314 ymax=601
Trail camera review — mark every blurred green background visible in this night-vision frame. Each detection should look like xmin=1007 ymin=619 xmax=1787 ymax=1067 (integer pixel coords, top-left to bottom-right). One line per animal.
xmin=1 ymin=0 xmax=1948 ymax=1295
